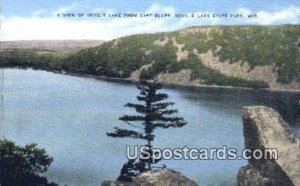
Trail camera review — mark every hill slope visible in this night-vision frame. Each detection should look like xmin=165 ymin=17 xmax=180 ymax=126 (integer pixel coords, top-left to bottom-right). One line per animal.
xmin=64 ymin=25 xmax=300 ymax=90
xmin=0 ymin=40 xmax=104 ymax=53
xmin=0 ymin=26 xmax=299 ymax=90
xmin=0 ymin=40 xmax=104 ymax=71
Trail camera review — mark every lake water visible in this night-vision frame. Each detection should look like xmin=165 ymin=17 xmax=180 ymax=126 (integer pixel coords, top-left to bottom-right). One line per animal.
xmin=1 ymin=68 xmax=299 ymax=186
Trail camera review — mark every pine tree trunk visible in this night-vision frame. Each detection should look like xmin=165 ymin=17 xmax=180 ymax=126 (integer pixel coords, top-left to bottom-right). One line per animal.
xmin=147 ymin=138 xmax=152 ymax=171
xmin=145 ymin=98 xmax=152 ymax=171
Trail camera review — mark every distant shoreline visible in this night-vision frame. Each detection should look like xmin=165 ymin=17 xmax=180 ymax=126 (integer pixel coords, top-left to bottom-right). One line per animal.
xmin=2 ymin=67 xmax=300 ymax=93
xmin=58 ymin=70 xmax=300 ymax=94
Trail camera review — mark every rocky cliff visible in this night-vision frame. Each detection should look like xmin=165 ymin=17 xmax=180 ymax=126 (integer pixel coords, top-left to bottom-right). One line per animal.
xmin=64 ymin=25 xmax=300 ymax=90
xmin=237 ymin=106 xmax=300 ymax=186
xmin=2 ymin=26 xmax=298 ymax=90
xmin=102 ymin=168 xmax=198 ymax=186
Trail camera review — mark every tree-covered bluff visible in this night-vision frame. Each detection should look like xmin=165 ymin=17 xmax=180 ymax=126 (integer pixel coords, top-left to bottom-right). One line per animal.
xmin=0 ymin=25 xmax=299 ymax=89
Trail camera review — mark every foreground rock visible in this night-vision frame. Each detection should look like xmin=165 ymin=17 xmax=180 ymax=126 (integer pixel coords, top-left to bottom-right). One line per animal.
xmin=238 ymin=106 xmax=300 ymax=186
xmin=102 ymin=168 xmax=198 ymax=186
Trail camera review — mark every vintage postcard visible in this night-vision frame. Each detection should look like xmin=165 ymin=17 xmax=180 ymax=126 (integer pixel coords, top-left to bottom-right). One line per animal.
xmin=0 ymin=1 xmax=299 ymax=186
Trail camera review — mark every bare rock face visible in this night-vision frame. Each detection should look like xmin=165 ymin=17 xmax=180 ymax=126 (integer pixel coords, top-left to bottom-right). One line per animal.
xmin=102 ymin=168 xmax=198 ymax=186
xmin=238 ymin=106 xmax=300 ymax=186
xmin=237 ymin=165 xmax=276 ymax=186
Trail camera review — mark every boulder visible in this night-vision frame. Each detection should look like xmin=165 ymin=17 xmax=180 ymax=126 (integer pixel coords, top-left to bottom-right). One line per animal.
xmin=102 ymin=168 xmax=198 ymax=186
xmin=237 ymin=106 xmax=300 ymax=186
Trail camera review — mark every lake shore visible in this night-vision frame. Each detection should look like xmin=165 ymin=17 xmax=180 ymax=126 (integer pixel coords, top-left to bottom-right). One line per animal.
xmin=3 ymin=67 xmax=299 ymax=186
xmin=2 ymin=67 xmax=300 ymax=93
xmin=60 ymin=70 xmax=300 ymax=94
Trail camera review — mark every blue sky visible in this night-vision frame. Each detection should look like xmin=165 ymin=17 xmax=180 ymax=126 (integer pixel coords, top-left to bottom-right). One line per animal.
xmin=1 ymin=0 xmax=300 ymax=40
xmin=3 ymin=0 xmax=300 ymax=17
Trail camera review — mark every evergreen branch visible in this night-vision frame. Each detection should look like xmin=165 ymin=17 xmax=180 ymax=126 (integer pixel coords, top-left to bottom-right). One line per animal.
xmin=125 ymin=103 xmax=148 ymax=113
xmin=148 ymin=93 xmax=169 ymax=102
xmin=152 ymin=102 xmax=174 ymax=110
xmin=137 ymin=86 xmax=147 ymax=96
xmin=137 ymin=96 xmax=147 ymax=101
xmin=125 ymin=103 xmax=145 ymax=108
xmin=157 ymin=116 xmax=185 ymax=122
xmin=138 ymin=94 xmax=162 ymax=102
xmin=140 ymin=80 xmax=162 ymax=89
xmin=106 ymin=127 xmax=146 ymax=139
xmin=119 ymin=115 xmax=145 ymax=121
xmin=123 ymin=121 xmax=144 ymax=129
xmin=147 ymin=81 xmax=162 ymax=90
xmin=159 ymin=109 xmax=178 ymax=115
xmin=152 ymin=120 xmax=187 ymax=128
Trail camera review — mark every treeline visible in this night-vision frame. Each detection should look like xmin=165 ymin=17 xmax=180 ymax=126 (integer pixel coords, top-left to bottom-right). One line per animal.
xmin=0 ymin=25 xmax=299 ymax=89
xmin=0 ymin=44 xmax=270 ymax=89
xmin=0 ymin=50 xmax=64 ymax=71
xmin=0 ymin=140 xmax=58 ymax=186
xmin=175 ymin=25 xmax=300 ymax=83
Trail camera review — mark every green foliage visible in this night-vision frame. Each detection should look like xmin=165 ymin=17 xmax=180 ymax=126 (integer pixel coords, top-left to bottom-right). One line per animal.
xmin=0 ymin=50 xmax=64 ymax=71
xmin=0 ymin=139 xmax=57 ymax=186
xmin=65 ymin=25 xmax=298 ymax=86
xmin=64 ymin=34 xmax=166 ymax=77
xmin=140 ymin=42 xmax=178 ymax=80
xmin=0 ymin=25 xmax=299 ymax=87
xmin=169 ymin=53 xmax=269 ymax=88
xmin=107 ymin=81 xmax=187 ymax=180
xmin=117 ymin=159 xmax=146 ymax=182
xmin=175 ymin=25 xmax=300 ymax=83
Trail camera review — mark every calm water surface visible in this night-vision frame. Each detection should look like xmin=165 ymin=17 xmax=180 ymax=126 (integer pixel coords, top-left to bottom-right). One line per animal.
xmin=1 ymin=69 xmax=299 ymax=186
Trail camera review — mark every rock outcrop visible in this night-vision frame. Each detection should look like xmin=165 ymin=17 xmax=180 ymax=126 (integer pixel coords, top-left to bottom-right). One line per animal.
xmin=193 ymin=49 xmax=300 ymax=90
xmin=102 ymin=168 xmax=198 ymax=186
xmin=237 ymin=106 xmax=300 ymax=186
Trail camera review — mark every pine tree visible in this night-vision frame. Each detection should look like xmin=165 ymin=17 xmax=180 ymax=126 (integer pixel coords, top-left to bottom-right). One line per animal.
xmin=107 ymin=80 xmax=187 ymax=180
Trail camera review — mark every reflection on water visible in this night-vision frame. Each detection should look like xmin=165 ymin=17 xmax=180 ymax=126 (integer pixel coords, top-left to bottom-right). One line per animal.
xmin=2 ymin=68 xmax=299 ymax=186
xmin=179 ymin=87 xmax=300 ymax=138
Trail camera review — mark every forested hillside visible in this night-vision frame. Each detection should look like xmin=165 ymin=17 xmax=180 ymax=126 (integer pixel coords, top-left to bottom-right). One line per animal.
xmin=1 ymin=25 xmax=299 ymax=89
